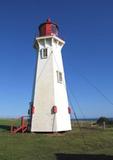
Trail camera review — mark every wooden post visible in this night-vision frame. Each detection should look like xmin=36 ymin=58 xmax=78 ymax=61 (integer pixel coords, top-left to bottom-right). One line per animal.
xmin=103 ymin=121 xmax=106 ymax=130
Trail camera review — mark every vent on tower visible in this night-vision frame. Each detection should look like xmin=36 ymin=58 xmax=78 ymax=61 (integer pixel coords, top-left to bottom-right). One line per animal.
xmin=39 ymin=18 xmax=59 ymax=37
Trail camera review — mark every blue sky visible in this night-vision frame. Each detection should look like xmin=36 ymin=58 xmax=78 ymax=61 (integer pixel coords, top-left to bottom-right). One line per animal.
xmin=0 ymin=0 xmax=113 ymax=118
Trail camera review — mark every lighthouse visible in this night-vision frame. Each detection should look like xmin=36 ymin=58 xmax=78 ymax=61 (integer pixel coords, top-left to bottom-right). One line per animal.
xmin=29 ymin=18 xmax=71 ymax=132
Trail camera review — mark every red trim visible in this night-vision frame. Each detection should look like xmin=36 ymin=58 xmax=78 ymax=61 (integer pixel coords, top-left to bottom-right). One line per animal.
xmin=68 ymin=107 xmax=71 ymax=114
xmin=53 ymin=106 xmax=57 ymax=113
xmin=31 ymin=106 xmax=35 ymax=114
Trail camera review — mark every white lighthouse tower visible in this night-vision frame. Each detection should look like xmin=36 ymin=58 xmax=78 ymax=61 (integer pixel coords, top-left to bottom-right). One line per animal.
xmin=29 ymin=18 xmax=71 ymax=132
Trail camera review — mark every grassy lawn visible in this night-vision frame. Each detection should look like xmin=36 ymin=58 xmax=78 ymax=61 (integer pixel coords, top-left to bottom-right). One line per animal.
xmin=0 ymin=119 xmax=113 ymax=160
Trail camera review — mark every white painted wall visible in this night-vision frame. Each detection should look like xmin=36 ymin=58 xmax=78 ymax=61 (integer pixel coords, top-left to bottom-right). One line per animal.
xmin=30 ymin=36 xmax=71 ymax=132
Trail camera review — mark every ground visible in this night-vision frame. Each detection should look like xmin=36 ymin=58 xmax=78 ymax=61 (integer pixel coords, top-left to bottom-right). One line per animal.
xmin=0 ymin=119 xmax=113 ymax=160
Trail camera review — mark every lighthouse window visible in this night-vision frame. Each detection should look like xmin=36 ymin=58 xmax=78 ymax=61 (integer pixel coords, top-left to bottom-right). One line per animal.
xmin=57 ymin=71 xmax=62 ymax=83
xmin=40 ymin=48 xmax=48 ymax=59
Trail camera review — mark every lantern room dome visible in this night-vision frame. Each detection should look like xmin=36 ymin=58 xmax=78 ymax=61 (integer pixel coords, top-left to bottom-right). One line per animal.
xmin=39 ymin=18 xmax=59 ymax=37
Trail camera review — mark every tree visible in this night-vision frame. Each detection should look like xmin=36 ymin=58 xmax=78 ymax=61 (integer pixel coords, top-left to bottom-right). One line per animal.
xmin=96 ymin=117 xmax=110 ymax=125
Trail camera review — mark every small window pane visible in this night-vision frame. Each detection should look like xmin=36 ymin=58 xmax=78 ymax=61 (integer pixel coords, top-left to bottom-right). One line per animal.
xmin=57 ymin=71 xmax=62 ymax=83
xmin=40 ymin=48 xmax=48 ymax=59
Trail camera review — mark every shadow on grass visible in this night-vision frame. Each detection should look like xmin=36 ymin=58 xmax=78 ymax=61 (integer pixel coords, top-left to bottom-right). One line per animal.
xmin=0 ymin=125 xmax=10 ymax=131
xmin=56 ymin=154 xmax=113 ymax=160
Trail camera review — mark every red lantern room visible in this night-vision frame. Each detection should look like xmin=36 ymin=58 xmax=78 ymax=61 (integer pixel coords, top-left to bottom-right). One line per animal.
xmin=39 ymin=18 xmax=59 ymax=37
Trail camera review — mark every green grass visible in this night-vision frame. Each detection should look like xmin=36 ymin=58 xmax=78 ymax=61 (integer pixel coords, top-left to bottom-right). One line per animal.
xmin=0 ymin=119 xmax=113 ymax=160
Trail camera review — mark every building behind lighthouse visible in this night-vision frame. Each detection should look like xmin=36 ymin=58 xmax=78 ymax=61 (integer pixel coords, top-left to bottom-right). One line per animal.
xmin=29 ymin=18 xmax=71 ymax=132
